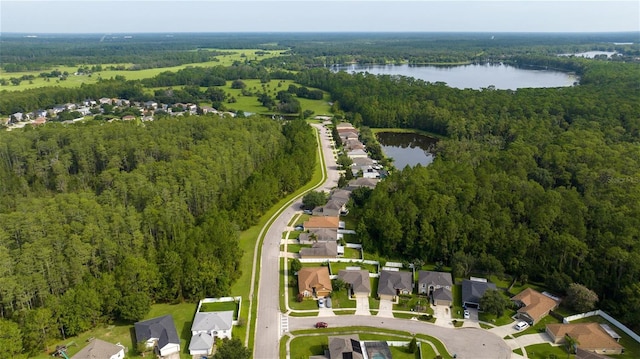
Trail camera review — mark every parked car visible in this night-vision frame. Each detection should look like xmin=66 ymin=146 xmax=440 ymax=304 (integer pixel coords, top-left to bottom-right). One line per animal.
xmin=514 ymin=321 xmax=529 ymax=331
xmin=318 ymin=298 xmax=324 ymax=308
xmin=315 ymin=321 xmax=328 ymax=328
xmin=303 ymin=209 xmax=313 ymax=215
xmin=325 ymin=297 xmax=332 ymax=308
xmin=294 ymin=225 xmax=304 ymax=231
xmin=463 ymin=310 xmax=470 ymax=319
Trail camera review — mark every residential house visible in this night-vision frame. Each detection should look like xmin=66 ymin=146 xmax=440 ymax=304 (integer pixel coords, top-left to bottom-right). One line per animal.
xmin=377 ymin=270 xmax=413 ymax=301
xmin=51 ymin=105 xmax=67 ymax=115
xmin=298 ymin=267 xmax=332 ymax=298
xmin=336 ymin=122 xmax=356 ymax=130
xmin=546 ymin=323 xmax=624 ymax=355
xmin=99 ymin=97 xmax=113 ymax=105
xmin=64 ymin=103 xmax=77 ymax=110
xmin=328 ymin=335 xmax=363 ymax=359
xmin=312 ymin=199 xmax=343 ymax=217
xmin=338 ymin=270 xmax=371 ymax=298
xmin=189 ymin=311 xmax=233 ymax=356
xmin=348 ymin=178 xmax=379 ymax=190
xmin=71 ymin=339 xmax=125 ymax=359
xmin=344 ymin=138 xmax=365 ymax=151
xmin=511 ymin=288 xmax=559 ymax=325
xmin=32 ymin=117 xmax=47 ymax=126
xmin=340 ymin=131 xmax=359 ymax=142
xmin=418 ymin=271 xmax=453 ymax=306
xmin=298 ymin=228 xmax=338 ymax=244
xmin=303 ymin=216 xmax=340 ymax=231
xmin=11 ymin=112 xmax=24 ymax=122
xmin=300 ymin=241 xmax=339 ymax=259
xmin=144 ymin=101 xmax=158 ymax=110
xmin=134 ymin=315 xmax=181 ymax=357
xmin=347 ymin=148 xmax=369 ymax=159
xmin=122 ymin=115 xmax=136 ymax=121
xmin=461 ymin=278 xmax=497 ymax=309
xmin=201 ymin=106 xmax=218 ymax=114
xmin=329 ymin=189 xmax=352 ymax=206
xmin=575 ymin=347 xmax=615 ymax=359
xmin=76 ymin=107 xmax=91 ymax=116
xmin=33 ymin=109 xmax=48 ymax=118
xmin=113 ymin=99 xmax=130 ymax=107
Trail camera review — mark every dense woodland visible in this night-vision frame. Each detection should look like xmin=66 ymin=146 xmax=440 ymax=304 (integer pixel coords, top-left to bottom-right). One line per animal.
xmin=301 ymin=59 xmax=640 ymax=330
xmin=1 ymin=33 xmax=639 ymax=355
xmin=0 ymin=116 xmax=315 ymax=356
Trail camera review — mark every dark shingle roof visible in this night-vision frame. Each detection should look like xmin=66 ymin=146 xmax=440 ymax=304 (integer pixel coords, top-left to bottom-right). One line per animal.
xmin=461 ymin=279 xmax=496 ymax=306
xmin=377 ymin=270 xmax=413 ymax=296
xmin=134 ymin=315 xmax=180 ymax=350
xmin=418 ymin=271 xmax=453 ymax=288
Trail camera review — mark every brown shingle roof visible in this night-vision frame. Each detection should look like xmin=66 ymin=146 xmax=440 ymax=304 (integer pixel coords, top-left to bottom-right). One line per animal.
xmin=297 ymin=267 xmax=332 ymax=295
xmin=71 ymin=339 xmax=123 ymax=359
xmin=512 ymin=288 xmax=559 ymax=323
xmin=303 ymin=216 xmax=339 ymax=229
xmin=547 ymin=323 xmax=624 ymax=352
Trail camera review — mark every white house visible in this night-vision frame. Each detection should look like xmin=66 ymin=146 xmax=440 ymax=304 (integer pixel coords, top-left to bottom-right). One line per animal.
xmin=189 ymin=311 xmax=234 ymax=356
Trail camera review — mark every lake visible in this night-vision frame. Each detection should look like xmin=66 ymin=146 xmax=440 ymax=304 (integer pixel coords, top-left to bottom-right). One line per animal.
xmin=331 ymin=63 xmax=577 ymax=90
xmin=377 ymin=132 xmax=438 ymax=168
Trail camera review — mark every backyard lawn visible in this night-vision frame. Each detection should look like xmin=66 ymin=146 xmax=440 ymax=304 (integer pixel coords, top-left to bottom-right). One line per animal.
xmin=330 ymin=261 xmax=377 ymax=274
xmin=35 ymin=302 xmax=197 ymax=359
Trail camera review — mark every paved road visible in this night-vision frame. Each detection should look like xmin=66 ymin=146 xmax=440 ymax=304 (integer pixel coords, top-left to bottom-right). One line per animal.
xmin=289 ymin=316 xmax=512 ymax=359
xmin=253 ymin=122 xmax=339 ymax=359
xmin=252 ymin=122 xmax=511 ymax=359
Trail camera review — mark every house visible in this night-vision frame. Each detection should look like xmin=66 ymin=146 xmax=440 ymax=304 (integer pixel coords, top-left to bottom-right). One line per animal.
xmin=418 ymin=271 xmax=453 ymax=306
xmin=348 ymin=178 xmax=379 ymax=190
xmin=189 ymin=311 xmax=233 ymax=356
xmin=201 ymin=106 xmax=218 ymax=114
xmin=298 ymin=267 xmax=332 ymax=298
xmin=328 ymin=335 xmax=363 ymax=359
xmin=32 ymin=117 xmax=47 ymax=126
xmin=546 ymin=323 xmax=624 ymax=355
xmin=336 ymin=122 xmax=356 ymax=130
xmin=575 ymin=347 xmax=616 ymax=359
xmin=11 ymin=112 xmax=24 ymax=122
xmin=76 ymin=107 xmax=92 ymax=116
xmin=144 ymin=101 xmax=158 ymax=109
xmin=298 ymin=228 xmax=338 ymax=244
xmin=33 ymin=109 xmax=48 ymax=118
xmin=511 ymin=288 xmax=559 ymax=325
xmin=340 ymin=131 xmax=360 ymax=141
xmin=347 ymin=149 xmax=369 ymax=159
xmin=300 ymin=241 xmax=339 ymax=259
xmin=99 ymin=97 xmax=113 ymax=105
xmin=312 ymin=200 xmax=343 ymax=217
xmin=122 ymin=115 xmax=136 ymax=121
xmin=329 ymin=189 xmax=352 ymax=206
xmin=344 ymin=139 xmax=365 ymax=151
xmin=134 ymin=315 xmax=181 ymax=357
xmin=71 ymin=339 xmax=125 ymax=359
xmin=377 ymin=270 xmax=413 ymax=301
xmin=338 ymin=270 xmax=371 ymax=298
xmin=303 ymin=216 xmax=340 ymax=231
xmin=461 ymin=278 xmax=497 ymax=309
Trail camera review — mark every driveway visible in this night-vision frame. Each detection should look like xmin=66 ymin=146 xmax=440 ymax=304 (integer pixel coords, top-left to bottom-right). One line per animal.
xmin=355 ymin=296 xmax=370 ymax=316
xmin=377 ymin=299 xmax=394 ymax=318
xmin=488 ymin=321 xmax=520 ymax=338
xmin=289 ymin=316 xmax=512 ymax=359
xmin=433 ymin=304 xmax=452 ymax=320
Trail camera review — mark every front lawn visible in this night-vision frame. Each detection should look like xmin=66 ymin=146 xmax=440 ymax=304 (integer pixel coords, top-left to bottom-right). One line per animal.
xmin=286 ymin=243 xmax=311 ymax=253
xmin=329 ymin=289 xmax=357 ymax=309
xmin=524 ymin=343 xmax=572 ymax=359
xmin=478 ymin=309 xmax=517 ymax=326
xmin=394 ymin=295 xmax=433 ymax=315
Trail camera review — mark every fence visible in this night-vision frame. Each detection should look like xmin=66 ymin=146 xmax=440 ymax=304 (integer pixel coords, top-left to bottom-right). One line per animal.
xmin=563 ymin=310 xmax=640 ymax=343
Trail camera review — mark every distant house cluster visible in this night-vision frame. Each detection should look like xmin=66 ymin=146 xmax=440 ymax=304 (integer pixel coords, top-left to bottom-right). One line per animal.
xmin=2 ymin=97 xmax=237 ymax=131
xmin=336 ymin=122 xmax=386 ymax=180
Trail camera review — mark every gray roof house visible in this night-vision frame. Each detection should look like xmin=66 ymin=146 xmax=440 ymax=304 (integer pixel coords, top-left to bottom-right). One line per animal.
xmin=338 ymin=270 xmax=371 ymax=297
xmin=377 ymin=270 xmax=413 ymax=300
xmin=418 ymin=271 xmax=454 ymax=306
xmin=134 ymin=315 xmax=180 ymax=357
xmin=298 ymin=228 xmax=338 ymax=244
xmin=461 ymin=279 xmax=497 ymax=309
xmin=313 ymin=199 xmax=343 ymax=217
xmin=71 ymin=339 xmax=124 ymax=359
xmin=300 ymin=241 xmax=339 ymax=259
xmin=328 ymin=335 xmax=363 ymax=359
xmin=189 ymin=311 xmax=234 ymax=356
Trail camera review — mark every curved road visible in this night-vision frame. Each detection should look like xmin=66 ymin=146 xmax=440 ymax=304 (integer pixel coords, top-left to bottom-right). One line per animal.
xmin=252 ymin=122 xmax=510 ymax=359
xmin=253 ymin=123 xmax=339 ymax=358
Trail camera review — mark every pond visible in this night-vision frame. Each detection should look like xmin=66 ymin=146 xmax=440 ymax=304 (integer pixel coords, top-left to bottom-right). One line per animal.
xmin=331 ymin=63 xmax=577 ymax=90
xmin=376 ymin=132 xmax=438 ymax=169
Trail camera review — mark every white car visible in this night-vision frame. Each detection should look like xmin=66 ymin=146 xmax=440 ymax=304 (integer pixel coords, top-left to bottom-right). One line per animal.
xmin=318 ymin=298 xmax=325 ymax=308
xmin=514 ymin=321 xmax=529 ymax=331
xmin=463 ymin=310 xmax=470 ymax=319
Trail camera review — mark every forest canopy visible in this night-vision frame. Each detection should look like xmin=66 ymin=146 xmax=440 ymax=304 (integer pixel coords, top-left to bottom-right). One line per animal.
xmin=0 ymin=116 xmax=316 ymax=354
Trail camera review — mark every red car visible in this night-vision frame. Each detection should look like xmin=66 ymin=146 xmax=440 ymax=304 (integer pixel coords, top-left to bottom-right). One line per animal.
xmin=315 ymin=321 xmax=328 ymax=328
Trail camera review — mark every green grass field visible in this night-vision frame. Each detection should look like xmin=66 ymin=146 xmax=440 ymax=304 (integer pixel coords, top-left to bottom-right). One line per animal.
xmin=0 ymin=49 xmax=283 ymax=92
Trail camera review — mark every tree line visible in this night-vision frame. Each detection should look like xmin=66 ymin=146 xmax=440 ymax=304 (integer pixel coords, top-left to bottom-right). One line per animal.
xmin=0 ymin=116 xmax=316 ymax=356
